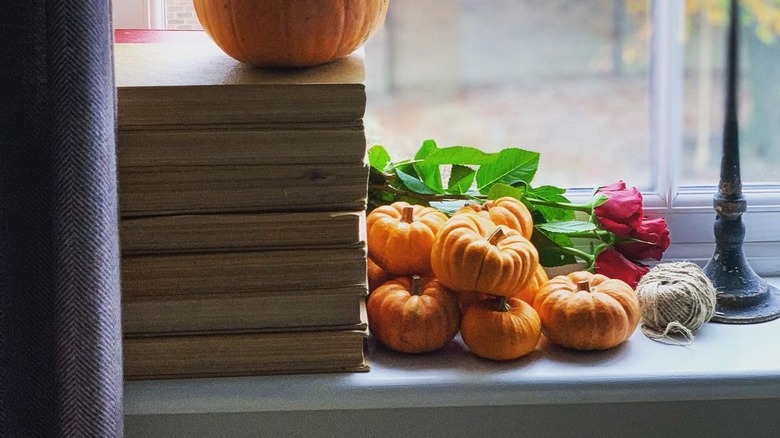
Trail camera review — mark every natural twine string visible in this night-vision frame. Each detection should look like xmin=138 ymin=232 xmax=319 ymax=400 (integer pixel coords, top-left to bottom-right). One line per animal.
xmin=634 ymin=262 xmax=717 ymax=346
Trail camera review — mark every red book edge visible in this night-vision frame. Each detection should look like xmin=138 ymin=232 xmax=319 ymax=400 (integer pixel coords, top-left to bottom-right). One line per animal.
xmin=114 ymin=29 xmax=207 ymax=44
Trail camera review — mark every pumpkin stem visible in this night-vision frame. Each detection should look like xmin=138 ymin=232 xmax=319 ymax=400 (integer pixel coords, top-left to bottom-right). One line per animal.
xmin=401 ymin=206 xmax=415 ymax=224
xmin=411 ymin=275 xmax=421 ymax=296
xmin=487 ymin=227 xmax=505 ymax=245
xmin=577 ymin=281 xmax=591 ymax=292
xmin=492 ymin=296 xmax=510 ymax=312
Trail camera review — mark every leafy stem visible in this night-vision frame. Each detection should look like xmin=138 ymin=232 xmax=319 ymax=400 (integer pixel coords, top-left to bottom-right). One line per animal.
xmin=542 ymin=245 xmax=595 ymax=264
xmin=368 ymin=183 xmax=483 ymax=203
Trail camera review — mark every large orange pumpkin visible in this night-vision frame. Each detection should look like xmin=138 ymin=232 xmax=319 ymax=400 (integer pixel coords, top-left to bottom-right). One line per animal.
xmin=367 ymin=276 xmax=461 ymax=353
xmin=455 ymin=197 xmax=534 ymax=240
xmin=367 ymin=202 xmax=448 ymax=276
xmin=461 ymin=296 xmax=541 ymax=361
xmin=431 ymin=214 xmax=539 ymax=296
xmin=193 ymin=0 xmax=390 ymax=67
xmin=533 ymin=271 xmax=640 ymax=351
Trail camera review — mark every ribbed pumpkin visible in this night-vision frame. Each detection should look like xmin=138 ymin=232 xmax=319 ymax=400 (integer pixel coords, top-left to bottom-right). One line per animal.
xmin=533 ymin=271 xmax=640 ymax=351
xmin=193 ymin=0 xmax=390 ymax=67
xmin=367 ymin=276 xmax=461 ymax=353
xmin=367 ymin=257 xmax=393 ymax=294
xmin=431 ymin=214 xmax=539 ymax=297
xmin=512 ymin=264 xmax=549 ymax=305
xmin=455 ymin=197 xmax=534 ymax=240
xmin=461 ymin=296 xmax=541 ymax=361
xmin=367 ymin=202 xmax=448 ymax=276
xmin=458 ymin=265 xmax=548 ymax=310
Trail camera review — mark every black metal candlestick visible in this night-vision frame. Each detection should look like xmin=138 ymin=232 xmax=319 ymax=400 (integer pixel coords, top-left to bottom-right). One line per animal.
xmin=703 ymin=0 xmax=780 ymax=324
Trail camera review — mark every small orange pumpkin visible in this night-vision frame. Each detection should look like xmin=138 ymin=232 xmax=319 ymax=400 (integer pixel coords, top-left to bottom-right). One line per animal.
xmin=512 ymin=264 xmax=549 ymax=305
xmin=455 ymin=197 xmax=534 ymax=240
xmin=367 ymin=257 xmax=393 ymax=294
xmin=461 ymin=296 xmax=541 ymax=360
xmin=458 ymin=265 xmax=548 ymax=310
xmin=431 ymin=214 xmax=539 ymax=296
xmin=367 ymin=276 xmax=461 ymax=353
xmin=367 ymin=202 xmax=448 ymax=276
xmin=193 ymin=0 xmax=390 ymax=67
xmin=533 ymin=271 xmax=640 ymax=351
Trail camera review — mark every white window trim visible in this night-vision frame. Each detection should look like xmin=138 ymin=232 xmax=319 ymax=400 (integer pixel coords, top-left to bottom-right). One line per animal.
xmin=147 ymin=0 xmax=167 ymax=30
xmin=112 ymin=0 xmax=165 ymax=29
xmin=111 ymin=0 xmax=780 ymax=274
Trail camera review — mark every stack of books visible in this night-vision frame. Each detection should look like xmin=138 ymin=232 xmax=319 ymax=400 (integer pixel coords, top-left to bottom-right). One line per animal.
xmin=114 ymin=30 xmax=369 ymax=379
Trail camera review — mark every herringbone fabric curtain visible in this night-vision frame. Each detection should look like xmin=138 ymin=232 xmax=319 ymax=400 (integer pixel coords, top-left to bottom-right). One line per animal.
xmin=0 ymin=1 xmax=123 ymax=437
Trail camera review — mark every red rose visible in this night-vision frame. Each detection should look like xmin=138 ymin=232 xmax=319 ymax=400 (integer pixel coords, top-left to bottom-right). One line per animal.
xmin=593 ymin=181 xmax=644 ymax=236
xmin=616 ymin=217 xmax=671 ymax=261
xmin=594 ymin=248 xmax=650 ymax=288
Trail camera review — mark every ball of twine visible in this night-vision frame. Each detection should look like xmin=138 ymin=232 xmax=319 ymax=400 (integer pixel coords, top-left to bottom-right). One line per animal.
xmin=635 ymin=262 xmax=717 ymax=346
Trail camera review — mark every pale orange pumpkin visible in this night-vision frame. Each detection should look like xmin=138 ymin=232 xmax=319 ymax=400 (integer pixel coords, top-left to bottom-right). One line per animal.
xmin=367 ymin=202 xmax=448 ymax=276
xmin=455 ymin=197 xmax=534 ymax=240
xmin=367 ymin=276 xmax=461 ymax=353
xmin=430 ymin=214 xmax=539 ymax=296
xmin=461 ymin=296 xmax=541 ymax=361
xmin=193 ymin=0 xmax=390 ymax=67
xmin=533 ymin=271 xmax=640 ymax=351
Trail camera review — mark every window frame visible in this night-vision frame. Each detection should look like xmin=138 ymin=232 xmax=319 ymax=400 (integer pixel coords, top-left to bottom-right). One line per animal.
xmin=112 ymin=0 xmax=780 ymax=275
xmin=113 ymin=0 xmax=165 ymax=29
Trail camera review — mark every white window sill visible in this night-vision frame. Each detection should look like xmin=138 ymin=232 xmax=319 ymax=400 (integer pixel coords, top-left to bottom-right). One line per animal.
xmin=124 ymin=279 xmax=780 ymax=416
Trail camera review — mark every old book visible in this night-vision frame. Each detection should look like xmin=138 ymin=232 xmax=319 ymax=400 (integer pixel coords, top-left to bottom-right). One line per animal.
xmin=120 ymin=211 xmax=365 ymax=254
xmin=123 ymin=328 xmax=369 ymax=380
xmin=114 ymin=30 xmax=366 ymax=126
xmin=123 ymin=286 xmax=367 ymax=335
xmin=119 ymin=162 xmax=368 ymax=216
xmin=122 ymin=246 xmax=368 ymax=299
xmin=117 ymin=124 xmax=367 ymax=167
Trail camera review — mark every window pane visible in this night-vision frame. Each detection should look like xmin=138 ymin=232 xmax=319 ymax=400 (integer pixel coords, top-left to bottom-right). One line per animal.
xmin=162 ymin=0 xmax=653 ymax=189
xmin=365 ymin=0 xmax=652 ymax=189
xmin=681 ymin=1 xmax=780 ymax=186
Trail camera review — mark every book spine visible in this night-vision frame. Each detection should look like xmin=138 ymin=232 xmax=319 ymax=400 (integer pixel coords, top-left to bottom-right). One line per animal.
xmin=118 ymin=84 xmax=366 ymax=127
xmin=120 ymin=211 xmax=363 ymax=254
xmin=118 ymin=163 xmax=368 ymax=217
xmin=123 ymin=288 xmax=366 ymax=335
xmin=123 ymin=330 xmax=368 ymax=379
xmin=122 ymin=247 xmax=368 ymax=299
xmin=117 ymin=126 xmax=367 ymax=167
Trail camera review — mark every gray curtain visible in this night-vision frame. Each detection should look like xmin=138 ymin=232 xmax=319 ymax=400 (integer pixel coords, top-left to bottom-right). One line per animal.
xmin=0 ymin=1 xmax=123 ymax=437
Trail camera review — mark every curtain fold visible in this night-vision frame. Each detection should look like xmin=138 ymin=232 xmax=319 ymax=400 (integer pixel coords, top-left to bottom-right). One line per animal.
xmin=1 ymin=1 xmax=123 ymax=437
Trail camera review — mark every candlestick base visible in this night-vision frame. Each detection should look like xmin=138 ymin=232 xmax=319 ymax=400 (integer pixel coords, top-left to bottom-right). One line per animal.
xmin=703 ymin=214 xmax=780 ymax=324
xmin=710 ymin=284 xmax=780 ymax=324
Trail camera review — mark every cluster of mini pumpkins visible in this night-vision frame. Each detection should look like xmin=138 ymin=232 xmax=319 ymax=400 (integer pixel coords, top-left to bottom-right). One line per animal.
xmin=366 ymin=198 xmax=641 ymax=360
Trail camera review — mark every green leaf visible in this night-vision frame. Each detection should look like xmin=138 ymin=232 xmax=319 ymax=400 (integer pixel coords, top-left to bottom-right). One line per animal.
xmin=430 ymin=200 xmax=468 ymax=216
xmin=395 ymin=168 xmax=440 ymax=195
xmin=420 ymin=146 xmax=499 ymax=166
xmin=413 ymin=139 xmax=444 ymax=193
xmin=367 ymin=145 xmax=391 ymax=171
xmin=475 ymin=148 xmax=540 ymax=194
xmin=536 ymin=221 xmax=598 ymax=234
xmin=531 ymin=230 xmax=577 ymax=267
xmin=527 ymin=185 xmax=575 ymax=222
xmin=446 ymin=165 xmax=476 ymax=195
xmin=486 ymin=183 xmax=526 ymax=201
xmin=592 ymin=193 xmax=609 ymax=208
